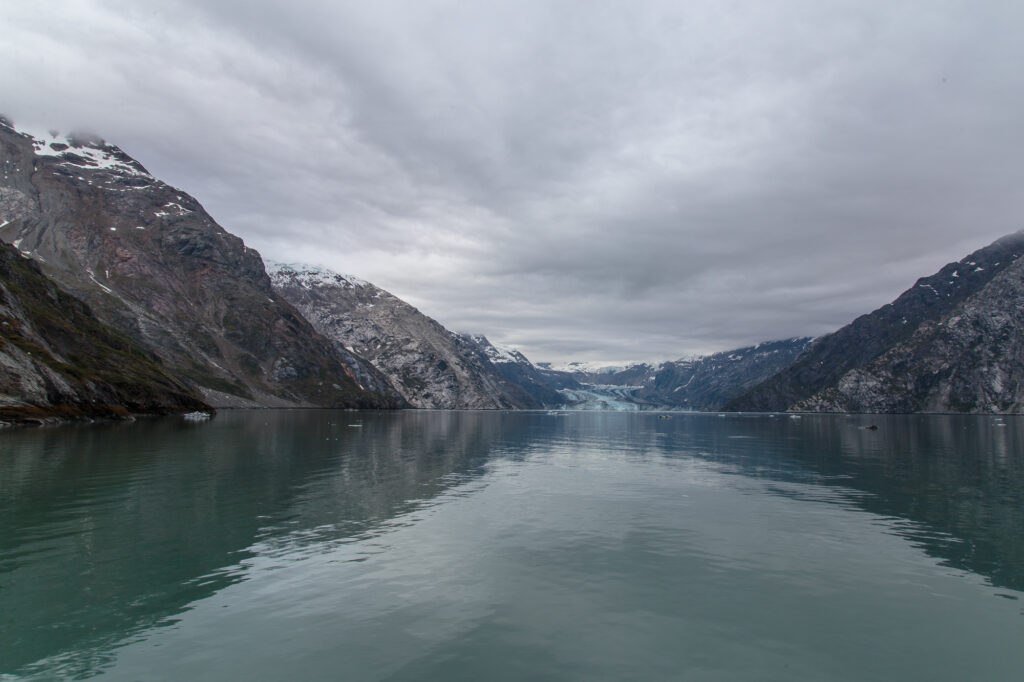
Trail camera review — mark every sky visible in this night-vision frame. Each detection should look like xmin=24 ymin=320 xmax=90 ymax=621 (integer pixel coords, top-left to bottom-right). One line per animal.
xmin=3 ymin=1 xmax=1024 ymax=364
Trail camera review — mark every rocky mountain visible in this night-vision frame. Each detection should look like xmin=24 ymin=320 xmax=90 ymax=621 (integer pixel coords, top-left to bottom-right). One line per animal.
xmin=267 ymin=263 xmax=538 ymax=409
xmin=1 ymin=241 xmax=209 ymax=424
xmin=637 ymin=338 xmax=813 ymax=410
xmin=535 ymin=340 xmax=809 ymax=411
xmin=571 ymin=363 xmax=659 ymax=387
xmin=473 ymin=339 xmax=809 ymax=412
xmin=729 ymin=231 xmax=1024 ymax=413
xmin=459 ymin=334 xmax=568 ymax=407
xmin=0 ymin=117 xmax=399 ymax=409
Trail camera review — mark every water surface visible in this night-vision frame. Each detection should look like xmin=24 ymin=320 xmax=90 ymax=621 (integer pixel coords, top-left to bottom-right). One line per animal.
xmin=1 ymin=410 xmax=1022 ymax=680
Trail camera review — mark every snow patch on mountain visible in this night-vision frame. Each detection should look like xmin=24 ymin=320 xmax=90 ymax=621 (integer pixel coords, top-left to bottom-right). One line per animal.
xmin=268 ymin=264 xmax=537 ymax=409
xmin=265 ymin=261 xmax=370 ymax=289
xmin=462 ymin=334 xmax=527 ymax=364
xmin=17 ymin=126 xmax=152 ymax=177
xmin=540 ymin=360 xmax=648 ymax=374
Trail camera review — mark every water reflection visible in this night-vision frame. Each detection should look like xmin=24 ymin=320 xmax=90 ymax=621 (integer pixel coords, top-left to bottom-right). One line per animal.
xmin=631 ymin=413 xmax=1024 ymax=592
xmin=1 ymin=410 xmax=1022 ymax=679
xmin=0 ymin=410 xmax=519 ymax=677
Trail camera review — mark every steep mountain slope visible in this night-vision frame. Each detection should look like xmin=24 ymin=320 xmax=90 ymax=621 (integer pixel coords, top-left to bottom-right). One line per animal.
xmin=267 ymin=263 xmax=538 ymax=409
xmin=637 ymin=338 xmax=813 ymax=410
xmin=0 ymin=241 xmax=208 ymax=423
xmin=0 ymin=118 xmax=397 ymax=408
xmin=795 ymin=253 xmax=1024 ymax=413
xmin=460 ymin=334 xmax=566 ymax=407
xmin=728 ymin=231 xmax=1024 ymax=412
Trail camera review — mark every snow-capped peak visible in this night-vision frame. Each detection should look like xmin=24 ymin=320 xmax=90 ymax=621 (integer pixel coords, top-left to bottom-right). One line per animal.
xmin=485 ymin=342 xmax=528 ymax=365
xmin=462 ymin=333 xmax=530 ymax=365
xmin=15 ymin=123 xmax=151 ymax=177
xmin=542 ymin=360 xmax=645 ymax=374
xmin=265 ymin=261 xmax=371 ymax=289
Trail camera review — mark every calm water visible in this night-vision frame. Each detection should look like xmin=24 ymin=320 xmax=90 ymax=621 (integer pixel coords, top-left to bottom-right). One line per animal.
xmin=1 ymin=410 xmax=1023 ymax=680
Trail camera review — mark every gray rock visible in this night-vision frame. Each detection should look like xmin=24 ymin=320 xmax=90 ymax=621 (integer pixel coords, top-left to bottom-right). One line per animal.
xmin=729 ymin=231 xmax=1024 ymax=412
xmin=0 ymin=118 xmax=400 ymax=409
xmin=795 ymin=253 xmax=1024 ymax=413
xmin=0 ymin=241 xmax=209 ymax=423
xmin=267 ymin=263 xmax=537 ymax=409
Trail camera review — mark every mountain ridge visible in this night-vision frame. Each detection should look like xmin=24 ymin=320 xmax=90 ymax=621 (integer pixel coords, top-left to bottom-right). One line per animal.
xmin=267 ymin=262 xmax=538 ymax=409
xmin=0 ymin=118 xmax=400 ymax=409
xmin=728 ymin=230 xmax=1024 ymax=413
xmin=5 ymin=116 xmax=1024 ymax=417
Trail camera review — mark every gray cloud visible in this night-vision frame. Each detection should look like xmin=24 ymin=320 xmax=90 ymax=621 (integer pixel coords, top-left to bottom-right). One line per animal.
xmin=3 ymin=0 xmax=1023 ymax=363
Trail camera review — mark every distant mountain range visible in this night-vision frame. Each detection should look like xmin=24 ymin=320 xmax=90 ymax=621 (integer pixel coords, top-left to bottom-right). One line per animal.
xmin=511 ymin=338 xmax=812 ymax=411
xmin=3 ymin=116 xmax=1024 ymax=422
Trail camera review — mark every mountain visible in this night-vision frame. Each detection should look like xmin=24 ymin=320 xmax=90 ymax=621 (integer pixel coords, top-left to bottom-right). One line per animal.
xmin=542 ymin=362 xmax=660 ymax=410
xmin=637 ymin=338 xmax=813 ymax=410
xmin=535 ymin=341 xmax=809 ymax=411
xmin=0 ymin=118 xmax=399 ymax=409
xmin=729 ymin=231 xmax=1024 ymax=413
xmin=267 ymin=263 xmax=538 ymax=409
xmin=475 ymin=339 xmax=807 ymax=412
xmin=1 ymin=241 xmax=209 ymax=424
xmin=565 ymin=363 xmax=659 ymax=387
xmin=459 ymin=334 xmax=567 ymax=407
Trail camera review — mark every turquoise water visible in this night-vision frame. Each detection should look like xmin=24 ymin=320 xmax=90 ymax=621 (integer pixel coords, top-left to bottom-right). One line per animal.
xmin=1 ymin=410 xmax=1022 ymax=680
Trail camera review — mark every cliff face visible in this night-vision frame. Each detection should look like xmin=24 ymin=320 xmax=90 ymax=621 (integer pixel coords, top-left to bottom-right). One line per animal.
xmin=0 ymin=119 xmax=399 ymax=408
xmin=795 ymin=254 xmax=1024 ymax=413
xmin=458 ymin=334 xmax=566 ymax=408
xmin=0 ymin=241 xmax=209 ymax=423
xmin=267 ymin=264 xmax=538 ymax=409
xmin=728 ymin=231 xmax=1024 ymax=413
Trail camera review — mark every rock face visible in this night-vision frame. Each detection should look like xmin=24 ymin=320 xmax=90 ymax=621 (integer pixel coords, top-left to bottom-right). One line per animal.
xmin=267 ymin=263 xmax=538 ymax=409
xmin=459 ymin=334 xmax=567 ymax=407
xmin=795 ymin=251 xmax=1024 ymax=413
xmin=0 ymin=118 xmax=399 ymax=409
xmin=0 ymin=241 xmax=209 ymax=423
xmin=729 ymin=231 xmax=1024 ymax=413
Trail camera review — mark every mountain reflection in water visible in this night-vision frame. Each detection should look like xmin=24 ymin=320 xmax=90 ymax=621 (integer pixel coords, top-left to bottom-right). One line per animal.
xmin=1 ymin=411 xmax=1021 ymax=680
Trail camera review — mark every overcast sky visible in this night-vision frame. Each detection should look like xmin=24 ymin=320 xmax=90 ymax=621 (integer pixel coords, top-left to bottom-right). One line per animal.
xmin=3 ymin=1 xmax=1023 ymax=363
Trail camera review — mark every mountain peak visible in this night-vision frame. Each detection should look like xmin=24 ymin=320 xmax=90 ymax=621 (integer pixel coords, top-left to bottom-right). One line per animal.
xmin=269 ymin=271 xmax=539 ymax=409
xmin=458 ymin=333 xmax=530 ymax=365
xmin=265 ymin=261 xmax=370 ymax=290
xmin=0 ymin=121 xmax=400 ymax=409
xmin=7 ymin=120 xmax=151 ymax=177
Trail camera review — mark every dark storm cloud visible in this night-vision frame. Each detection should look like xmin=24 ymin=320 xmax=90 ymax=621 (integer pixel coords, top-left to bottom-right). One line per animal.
xmin=3 ymin=1 xmax=1023 ymax=363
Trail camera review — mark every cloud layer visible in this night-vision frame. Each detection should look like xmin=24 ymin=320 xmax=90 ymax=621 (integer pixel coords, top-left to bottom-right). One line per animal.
xmin=3 ymin=0 xmax=1023 ymax=362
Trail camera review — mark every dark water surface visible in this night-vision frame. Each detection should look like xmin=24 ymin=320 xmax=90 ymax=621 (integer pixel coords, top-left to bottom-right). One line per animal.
xmin=1 ymin=410 xmax=1022 ymax=680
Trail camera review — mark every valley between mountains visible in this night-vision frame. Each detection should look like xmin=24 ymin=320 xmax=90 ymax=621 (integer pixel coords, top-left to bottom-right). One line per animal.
xmin=3 ymin=117 xmax=1024 ymax=424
